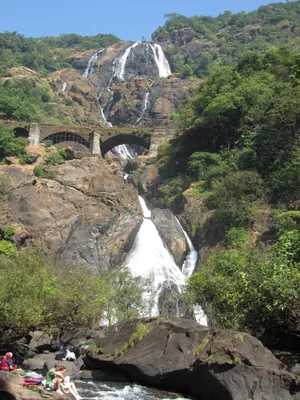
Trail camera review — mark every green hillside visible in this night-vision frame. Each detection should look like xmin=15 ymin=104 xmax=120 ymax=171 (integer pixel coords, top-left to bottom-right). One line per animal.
xmin=153 ymin=1 xmax=300 ymax=77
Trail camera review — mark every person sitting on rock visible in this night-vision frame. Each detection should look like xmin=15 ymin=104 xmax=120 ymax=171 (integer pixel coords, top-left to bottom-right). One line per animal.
xmin=45 ymin=362 xmax=65 ymax=395
xmin=59 ymin=366 xmax=82 ymax=400
xmin=0 ymin=353 xmax=18 ymax=371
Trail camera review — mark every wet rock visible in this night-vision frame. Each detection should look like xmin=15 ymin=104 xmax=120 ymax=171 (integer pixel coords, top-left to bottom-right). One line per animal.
xmin=80 ymin=369 xmax=127 ymax=382
xmin=83 ymin=318 xmax=300 ymax=400
xmin=158 ymin=284 xmax=180 ymax=318
xmin=152 ymin=208 xmax=188 ymax=266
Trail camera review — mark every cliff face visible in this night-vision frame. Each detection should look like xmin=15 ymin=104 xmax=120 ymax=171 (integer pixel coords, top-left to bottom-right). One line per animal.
xmin=0 ymin=155 xmax=142 ymax=271
xmin=66 ymin=41 xmax=202 ymax=128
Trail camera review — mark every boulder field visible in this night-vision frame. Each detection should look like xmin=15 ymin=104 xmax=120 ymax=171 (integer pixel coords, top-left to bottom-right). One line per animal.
xmin=83 ymin=318 xmax=300 ymax=400
xmin=2 ymin=318 xmax=300 ymax=400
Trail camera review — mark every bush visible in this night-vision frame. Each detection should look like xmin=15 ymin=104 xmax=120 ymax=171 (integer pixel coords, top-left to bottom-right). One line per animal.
xmin=0 ymin=124 xmax=27 ymax=157
xmin=0 ymin=251 xmax=150 ymax=332
xmin=0 ymin=174 xmax=11 ymax=197
xmin=43 ymin=152 xmax=65 ymax=165
xmin=207 ymin=171 xmax=264 ymax=226
xmin=187 ymin=235 xmax=300 ymax=336
xmin=227 ymin=227 xmax=248 ymax=245
xmin=0 ymin=240 xmax=17 ymax=257
xmin=33 ymin=165 xmax=54 ymax=179
xmin=0 ymin=226 xmax=14 ymax=240
xmin=18 ymin=154 xmax=31 ymax=165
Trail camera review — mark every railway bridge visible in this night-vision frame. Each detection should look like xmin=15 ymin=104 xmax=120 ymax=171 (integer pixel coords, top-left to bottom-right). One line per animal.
xmin=7 ymin=121 xmax=175 ymax=157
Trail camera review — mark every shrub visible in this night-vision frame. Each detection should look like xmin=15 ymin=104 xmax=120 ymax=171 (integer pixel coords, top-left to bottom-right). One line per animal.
xmin=0 ymin=124 xmax=27 ymax=157
xmin=227 ymin=227 xmax=248 ymax=245
xmin=0 ymin=240 xmax=17 ymax=257
xmin=44 ymin=152 xmax=64 ymax=165
xmin=18 ymin=154 xmax=31 ymax=165
xmin=0 ymin=226 xmax=14 ymax=240
xmin=33 ymin=165 xmax=54 ymax=179
xmin=74 ymin=152 xmax=83 ymax=159
xmin=124 ymin=204 xmax=137 ymax=212
xmin=207 ymin=171 xmax=264 ymax=226
xmin=0 ymin=174 xmax=11 ymax=197
xmin=187 ymin=240 xmax=300 ymax=336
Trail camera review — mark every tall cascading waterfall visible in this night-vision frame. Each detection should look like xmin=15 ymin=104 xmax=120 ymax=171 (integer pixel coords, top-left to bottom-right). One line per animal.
xmin=148 ymin=43 xmax=172 ymax=78
xmin=115 ymin=41 xmax=171 ymax=81
xmin=115 ymin=41 xmax=141 ymax=81
xmin=123 ymin=197 xmax=208 ymax=326
xmin=82 ymin=49 xmax=104 ymax=78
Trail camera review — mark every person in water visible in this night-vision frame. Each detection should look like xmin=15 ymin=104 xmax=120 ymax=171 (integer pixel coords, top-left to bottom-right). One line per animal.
xmin=0 ymin=353 xmax=18 ymax=371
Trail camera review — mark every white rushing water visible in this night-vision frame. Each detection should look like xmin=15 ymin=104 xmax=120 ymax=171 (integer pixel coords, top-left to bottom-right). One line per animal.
xmin=124 ymin=197 xmax=207 ymax=326
xmin=115 ymin=41 xmax=171 ymax=81
xmin=62 ymin=82 xmax=67 ymax=92
xmin=175 ymin=217 xmax=208 ymax=326
xmin=83 ymin=49 xmax=104 ymax=78
xmin=149 ymin=43 xmax=172 ymax=78
xmin=135 ymin=87 xmax=151 ymax=125
xmin=77 ymin=380 xmax=189 ymax=400
xmin=124 ymin=197 xmax=186 ymax=315
xmin=116 ymin=41 xmax=141 ymax=81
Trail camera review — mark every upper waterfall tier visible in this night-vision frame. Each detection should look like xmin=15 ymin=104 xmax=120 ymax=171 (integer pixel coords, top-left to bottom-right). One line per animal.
xmin=115 ymin=41 xmax=172 ymax=81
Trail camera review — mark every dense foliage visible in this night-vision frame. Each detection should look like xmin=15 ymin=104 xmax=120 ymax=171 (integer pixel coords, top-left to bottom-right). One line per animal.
xmin=188 ymin=224 xmax=300 ymax=337
xmin=0 ymin=250 xmax=150 ymax=333
xmin=153 ymin=47 xmax=300 ymax=339
xmin=0 ymin=124 xmax=27 ymax=158
xmin=0 ymin=31 xmax=120 ymax=76
xmin=154 ymin=1 xmax=300 ymax=78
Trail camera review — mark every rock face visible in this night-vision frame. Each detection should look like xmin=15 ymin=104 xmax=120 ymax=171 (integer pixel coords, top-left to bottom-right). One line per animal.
xmin=83 ymin=318 xmax=300 ymax=400
xmin=152 ymin=208 xmax=188 ymax=266
xmin=0 ymin=157 xmax=142 ymax=271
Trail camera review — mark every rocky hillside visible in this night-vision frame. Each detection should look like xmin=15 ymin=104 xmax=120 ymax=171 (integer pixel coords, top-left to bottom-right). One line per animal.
xmin=0 ymin=147 xmax=142 ymax=271
xmin=0 ymin=2 xmax=299 ymax=128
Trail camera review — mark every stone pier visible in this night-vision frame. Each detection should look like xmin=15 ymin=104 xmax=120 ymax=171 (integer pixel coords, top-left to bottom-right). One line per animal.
xmin=28 ymin=123 xmax=40 ymax=146
xmin=89 ymin=131 xmax=101 ymax=156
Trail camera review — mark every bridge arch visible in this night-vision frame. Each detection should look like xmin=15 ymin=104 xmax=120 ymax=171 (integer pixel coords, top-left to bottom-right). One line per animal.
xmin=42 ymin=132 xmax=89 ymax=151
xmin=101 ymin=134 xmax=149 ymax=157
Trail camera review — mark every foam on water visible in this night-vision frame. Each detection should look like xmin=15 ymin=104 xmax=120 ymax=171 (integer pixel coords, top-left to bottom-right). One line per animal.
xmin=76 ymin=380 xmax=189 ymax=400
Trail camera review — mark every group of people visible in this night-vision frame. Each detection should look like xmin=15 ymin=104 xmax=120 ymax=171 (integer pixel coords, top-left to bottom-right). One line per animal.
xmin=45 ymin=362 xmax=83 ymax=400
xmin=0 ymin=353 xmax=82 ymax=400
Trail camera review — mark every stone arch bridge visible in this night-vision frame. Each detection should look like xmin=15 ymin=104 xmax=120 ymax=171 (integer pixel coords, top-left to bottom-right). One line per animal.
xmin=8 ymin=121 xmax=175 ymax=157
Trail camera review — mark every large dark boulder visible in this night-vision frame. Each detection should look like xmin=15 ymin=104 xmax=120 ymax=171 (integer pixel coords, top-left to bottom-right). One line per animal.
xmin=83 ymin=318 xmax=300 ymax=400
xmin=152 ymin=208 xmax=188 ymax=266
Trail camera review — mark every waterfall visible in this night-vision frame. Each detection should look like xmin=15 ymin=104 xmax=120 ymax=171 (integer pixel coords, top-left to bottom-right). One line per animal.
xmin=135 ymin=82 xmax=153 ymax=125
xmin=175 ymin=217 xmax=208 ymax=326
xmin=115 ymin=41 xmax=141 ymax=81
xmin=62 ymin=82 xmax=67 ymax=92
xmin=149 ymin=43 xmax=171 ymax=78
xmin=83 ymin=49 xmax=104 ymax=78
xmin=115 ymin=42 xmax=171 ymax=82
xmin=112 ymin=144 xmax=136 ymax=160
xmin=124 ymin=196 xmax=186 ymax=316
xmin=124 ymin=197 xmax=207 ymax=326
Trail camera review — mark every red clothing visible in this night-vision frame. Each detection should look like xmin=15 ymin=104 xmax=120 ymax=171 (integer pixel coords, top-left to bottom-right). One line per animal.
xmin=0 ymin=356 xmax=17 ymax=370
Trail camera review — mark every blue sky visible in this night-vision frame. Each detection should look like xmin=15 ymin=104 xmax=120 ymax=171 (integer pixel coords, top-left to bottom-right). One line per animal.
xmin=1 ymin=0 xmax=283 ymax=41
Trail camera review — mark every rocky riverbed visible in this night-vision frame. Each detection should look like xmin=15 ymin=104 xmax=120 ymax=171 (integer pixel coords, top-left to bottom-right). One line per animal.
xmin=2 ymin=318 xmax=300 ymax=400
